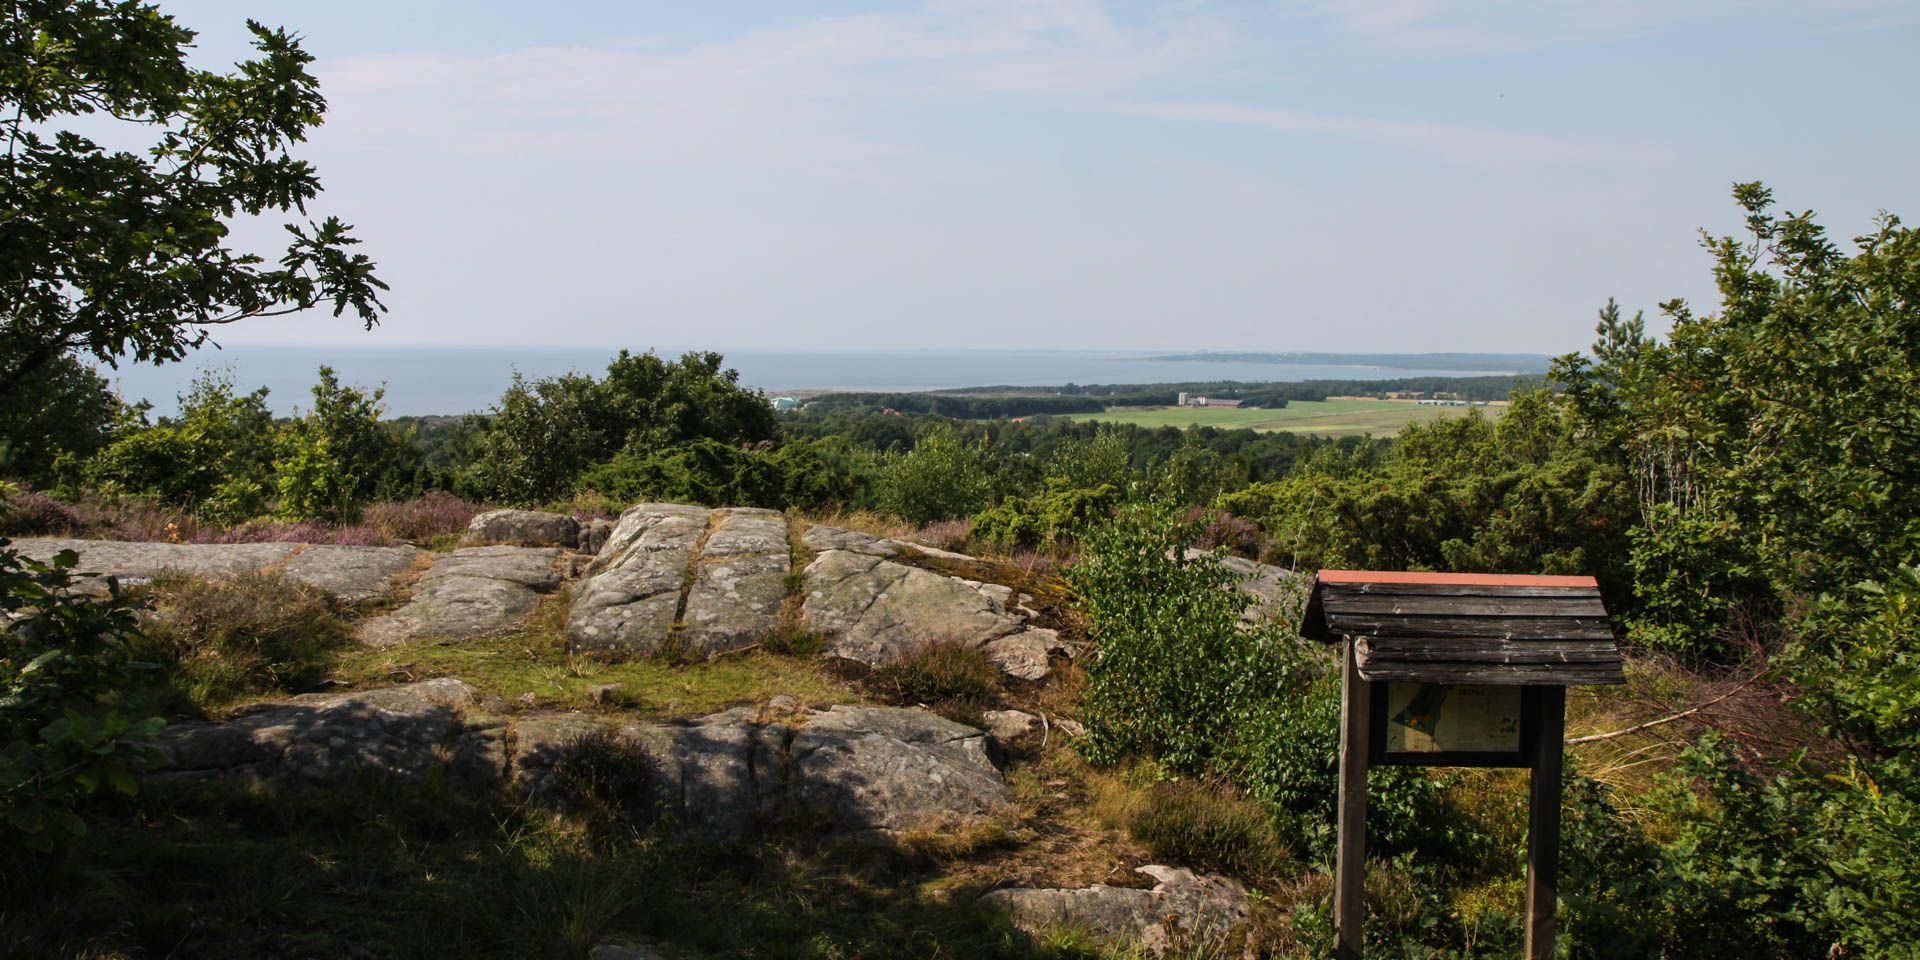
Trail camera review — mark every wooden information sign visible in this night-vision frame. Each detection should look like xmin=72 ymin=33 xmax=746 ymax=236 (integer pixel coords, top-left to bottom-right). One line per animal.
xmin=1300 ymin=570 xmax=1624 ymax=960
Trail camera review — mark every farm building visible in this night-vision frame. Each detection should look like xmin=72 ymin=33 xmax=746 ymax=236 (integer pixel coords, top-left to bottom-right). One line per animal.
xmin=1176 ymin=392 xmax=1243 ymax=408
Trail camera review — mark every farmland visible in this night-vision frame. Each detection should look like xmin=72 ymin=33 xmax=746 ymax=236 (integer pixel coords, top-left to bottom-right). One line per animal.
xmin=1061 ymin=397 xmax=1505 ymax=437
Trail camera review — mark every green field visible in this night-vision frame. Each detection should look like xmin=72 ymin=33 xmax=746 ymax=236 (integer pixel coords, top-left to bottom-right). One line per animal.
xmin=1061 ymin=397 xmax=1504 ymax=437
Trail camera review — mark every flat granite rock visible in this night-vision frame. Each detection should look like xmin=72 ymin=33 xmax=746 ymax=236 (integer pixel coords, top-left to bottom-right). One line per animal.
xmin=13 ymin=538 xmax=301 ymax=583
xmin=149 ymin=678 xmax=486 ymax=786
xmin=570 ymin=504 xmax=713 ymax=653
xmin=800 ymin=525 xmax=976 ymax=562
xmin=359 ymin=546 xmax=564 ymax=646
xmin=277 ymin=544 xmax=422 ymax=602
xmin=618 ymin=702 xmax=1010 ymax=839
xmin=800 ymin=550 xmax=1023 ymax=666
xmin=681 ymin=509 xmax=790 ymax=657
xmin=11 ymin=538 xmax=419 ymax=600
xmin=982 ymin=865 xmax=1252 ymax=957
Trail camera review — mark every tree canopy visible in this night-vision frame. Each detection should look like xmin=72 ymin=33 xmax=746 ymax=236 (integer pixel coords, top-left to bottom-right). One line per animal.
xmin=0 ymin=0 xmax=385 ymax=398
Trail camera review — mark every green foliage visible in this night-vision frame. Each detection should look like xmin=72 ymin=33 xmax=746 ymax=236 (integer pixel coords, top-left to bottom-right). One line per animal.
xmin=1069 ymin=501 xmax=1292 ymax=772
xmin=1128 ymin=781 xmax=1288 ymax=882
xmin=880 ymin=422 xmax=993 ymax=525
xmin=89 ymin=369 xmax=277 ymax=513
xmin=0 ymin=352 xmax=118 ymax=488
xmin=578 ymin=436 xmax=879 ymax=512
xmin=970 ymin=480 xmax=1122 ymax=550
xmin=0 ymin=3 xmax=385 ymax=400
xmin=0 ymin=515 xmax=164 ymax=851
xmin=462 ymin=351 xmax=777 ymax=504
xmin=274 ymin=366 xmax=411 ymax=523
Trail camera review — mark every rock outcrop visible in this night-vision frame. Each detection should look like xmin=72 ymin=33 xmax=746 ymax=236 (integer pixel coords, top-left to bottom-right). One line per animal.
xmin=569 ymin=504 xmax=712 ymax=654
xmin=149 ymin=678 xmax=488 ymax=786
xmin=150 ymin=682 xmax=1011 ymax=841
xmin=462 ymin=508 xmax=582 ymax=548
xmin=680 ymin=508 xmax=790 ymax=657
xmin=359 ymin=545 xmax=564 ymax=645
xmin=982 ymin=866 xmax=1252 ymax=956
xmin=11 ymin=538 xmax=420 ymax=601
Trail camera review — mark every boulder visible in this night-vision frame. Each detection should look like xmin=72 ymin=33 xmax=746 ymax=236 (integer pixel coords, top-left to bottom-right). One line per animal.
xmin=982 ymin=866 xmax=1251 ymax=956
xmin=582 ymin=518 xmax=614 ymax=556
xmin=463 ymin=509 xmax=581 ymax=548
xmin=569 ymin=504 xmax=712 ymax=653
xmin=149 ymin=678 xmax=488 ymax=786
xmin=982 ymin=628 xmax=1065 ymax=681
xmin=359 ymin=546 xmax=564 ymax=645
xmin=981 ymin=709 xmax=1040 ymax=742
xmin=800 ymin=550 xmax=1023 ymax=666
xmin=680 ymin=510 xmax=791 ymax=657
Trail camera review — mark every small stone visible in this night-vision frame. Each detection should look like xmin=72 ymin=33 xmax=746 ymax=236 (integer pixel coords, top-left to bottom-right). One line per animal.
xmin=588 ymin=682 xmax=624 ymax=705
xmin=766 ymin=694 xmax=801 ymax=714
xmin=982 ymin=709 xmax=1040 ymax=742
xmin=1054 ymin=718 xmax=1086 ymax=738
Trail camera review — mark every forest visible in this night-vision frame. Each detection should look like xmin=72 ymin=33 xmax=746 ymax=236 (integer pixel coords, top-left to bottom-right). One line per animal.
xmin=3 ymin=182 xmax=1916 ymax=958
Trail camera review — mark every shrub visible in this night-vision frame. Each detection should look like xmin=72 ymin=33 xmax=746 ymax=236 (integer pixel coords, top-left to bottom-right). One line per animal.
xmin=1129 ymin=780 xmax=1289 ymax=882
xmin=274 ymin=366 xmax=414 ymax=523
xmin=868 ymin=638 xmax=999 ymax=706
xmin=880 ymin=423 xmax=992 ymax=526
xmin=143 ymin=572 xmax=353 ymax=704
xmin=1 ymin=531 xmax=165 ymax=852
xmin=911 ymin=519 xmax=972 ymax=552
xmin=363 ymin=491 xmax=485 ymax=541
xmin=549 ymin=728 xmax=661 ymax=831
xmin=1188 ymin=508 xmax=1260 ymax=558
xmin=971 ymin=481 xmax=1121 ymax=551
xmin=0 ymin=488 xmax=79 ymax=536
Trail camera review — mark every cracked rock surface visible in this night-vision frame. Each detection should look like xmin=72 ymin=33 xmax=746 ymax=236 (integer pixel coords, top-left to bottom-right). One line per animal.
xmin=982 ymin=865 xmax=1252 ymax=956
xmin=153 ymin=684 xmax=1010 ymax=842
xmin=681 ymin=509 xmax=790 ymax=657
xmin=799 ymin=550 xmax=1025 ymax=666
xmin=148 ymin=678 xmax=489 ymax=786
xmin=569 ymin=504 xmax=712 ymax=653
xmin=359 ymin=546 xmax=564 ymax=645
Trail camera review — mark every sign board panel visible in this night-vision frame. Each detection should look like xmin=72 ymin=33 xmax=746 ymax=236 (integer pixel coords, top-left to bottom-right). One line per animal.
xmin=1369 ymin=682 xmax=1534 ymax=767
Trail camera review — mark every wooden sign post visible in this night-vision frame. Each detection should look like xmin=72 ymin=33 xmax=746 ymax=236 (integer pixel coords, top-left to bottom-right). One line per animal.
xmin=1301 ymin=571 xmax=1624 ymax=960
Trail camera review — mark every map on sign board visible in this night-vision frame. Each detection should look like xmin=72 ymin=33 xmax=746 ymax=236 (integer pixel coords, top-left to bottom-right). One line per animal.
xmin=1384 ymin=683 xmax=1521 ymax=753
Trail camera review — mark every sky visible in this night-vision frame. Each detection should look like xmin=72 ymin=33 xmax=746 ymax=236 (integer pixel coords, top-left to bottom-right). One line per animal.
xmin=151 ymin=0 xmax=1920 ymax=356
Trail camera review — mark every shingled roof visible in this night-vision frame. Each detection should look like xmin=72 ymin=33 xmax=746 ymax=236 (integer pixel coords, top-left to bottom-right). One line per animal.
xmin=1300 ymin=570 xmax=1625 ymax=685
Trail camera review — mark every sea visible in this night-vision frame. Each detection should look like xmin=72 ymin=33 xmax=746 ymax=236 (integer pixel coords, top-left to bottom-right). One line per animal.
xmin=97 ymin=345 xmax=1530 ymax=418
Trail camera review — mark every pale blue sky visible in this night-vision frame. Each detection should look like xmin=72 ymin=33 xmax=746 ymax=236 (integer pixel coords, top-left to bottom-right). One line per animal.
xmin=158 ymin=0 xmax=1920 ymax=355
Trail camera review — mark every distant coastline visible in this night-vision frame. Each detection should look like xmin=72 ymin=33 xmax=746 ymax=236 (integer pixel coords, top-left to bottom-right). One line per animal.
xmin=1135 ymin=352 xmax=1553 ymax=375
xmin=102 ymin=345 xmax=1561 ymax=418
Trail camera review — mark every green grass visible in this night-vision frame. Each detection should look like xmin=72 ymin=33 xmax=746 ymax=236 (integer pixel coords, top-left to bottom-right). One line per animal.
xmin=1061 ymin=398 xmax=1505 ymax=437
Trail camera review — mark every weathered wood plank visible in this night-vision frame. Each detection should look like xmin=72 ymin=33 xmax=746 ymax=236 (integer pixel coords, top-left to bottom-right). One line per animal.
xmin=1327 ymin=613 xmax=1617 ymax=641
xmin=1354 ymin=660 xmax=1627 ymax=685
xmin=1335 ymin=639 xmax=1370 ymax=960
xmin=1323 ymin=582 xmax=1602 ymax=600
xmin=1326 ymin=595 xmax=1608 ymax=617
xmin=1357 ymin=637 xmax=1621 ymax=664
xmin=1526 ymin=687 xmax=1567 ymax=959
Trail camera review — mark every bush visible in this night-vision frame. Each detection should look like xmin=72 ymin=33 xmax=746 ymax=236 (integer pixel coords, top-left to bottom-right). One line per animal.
xmin=970 ymin=481 xmax=1121 ymax=551
xmin=1129 ymin=780 xmax=1289 ymax=882
xmin=549 ymin=728 xmax=661 ymax=832
xmin=868 ymin=639 xmax=999 ymax=706
xmin=0 ymin=488 xmax=79 ymax=537
xmin=1 ymin=529 xmax=165 ymax=852
xmin=142 ymin=572 xmax=354 ymax=704
xmin=274 ymin=366 xmax=412 ymax=523
xmin=880 ymin=423 xmax=992 ymax=526
xmin=362 ymin=491 xmax=485 ymax=541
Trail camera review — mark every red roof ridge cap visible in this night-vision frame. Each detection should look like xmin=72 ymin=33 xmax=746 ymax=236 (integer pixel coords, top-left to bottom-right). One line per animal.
xmin=1316 ymin=570 xmax=1599 ymax=588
